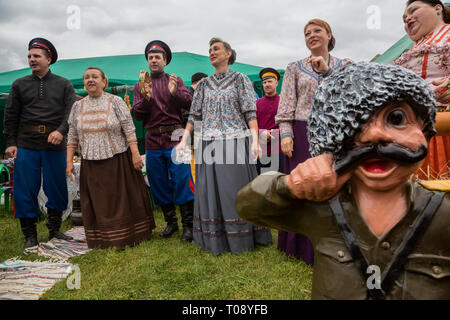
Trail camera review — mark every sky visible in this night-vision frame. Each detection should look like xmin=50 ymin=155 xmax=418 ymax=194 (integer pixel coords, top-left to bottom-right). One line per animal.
xmin=0 ymin=0 xmax=410 ymax=73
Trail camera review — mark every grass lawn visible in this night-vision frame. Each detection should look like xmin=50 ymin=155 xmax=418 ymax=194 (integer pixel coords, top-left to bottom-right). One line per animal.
xmin=0 ymin=206 xmax=313 ymax=300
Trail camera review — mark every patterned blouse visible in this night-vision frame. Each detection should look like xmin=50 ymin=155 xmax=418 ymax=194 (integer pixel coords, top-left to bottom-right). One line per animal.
xmin=187 ymin=70 xmax=257 ymax=140
xmin=68 ymin=92 xmax=138 ymax=160
xmin=275 ymin=56 xmax=353 ymax=139
xmin=394 ymin=24 xmax=449 ymax=110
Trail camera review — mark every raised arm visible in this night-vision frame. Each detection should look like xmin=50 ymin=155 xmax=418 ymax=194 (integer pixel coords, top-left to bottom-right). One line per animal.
xmin=132 ymin=83 xmax=155 ymax=121
xmin=171 ymin=76 xmax=193 ymax=110
xmin=236 ymin=172 xmax=317 ymax=236
xmin=237 ymin=153 xmax=351 ymax=235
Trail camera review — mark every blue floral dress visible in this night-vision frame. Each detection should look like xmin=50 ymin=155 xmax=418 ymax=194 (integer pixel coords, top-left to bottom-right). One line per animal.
xmin=187 ymin=70 xmax=273 ymax=256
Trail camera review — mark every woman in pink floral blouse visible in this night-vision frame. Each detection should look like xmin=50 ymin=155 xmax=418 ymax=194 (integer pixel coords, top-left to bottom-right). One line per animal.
xmin=275 ymin=19 xmax=353 ymax=265
xmin=66 ymin=67 xmax=155 ymax=249
xmin=394 ymin=0 xmax=450 ymax=180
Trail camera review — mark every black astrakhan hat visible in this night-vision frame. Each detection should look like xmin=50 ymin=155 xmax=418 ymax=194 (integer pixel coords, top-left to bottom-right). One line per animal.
xmin=144 ymin=40 xmax=172 ymax=65
xmin=259 ymin=67 xmax=281 ymax=81
xmin=28 ymin=37 xmax=58 ymax=64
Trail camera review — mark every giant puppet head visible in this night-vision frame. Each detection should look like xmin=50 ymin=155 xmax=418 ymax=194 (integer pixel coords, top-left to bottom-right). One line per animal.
xmin=307 ymin=62 xmax=436 ymax=188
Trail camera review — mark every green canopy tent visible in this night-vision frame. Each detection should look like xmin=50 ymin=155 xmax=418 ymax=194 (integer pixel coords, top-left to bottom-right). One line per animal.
xmin=373 ymin=35 xmax=414 ymax=63
xmin=0 ymin=52 xmax=284 ymax=154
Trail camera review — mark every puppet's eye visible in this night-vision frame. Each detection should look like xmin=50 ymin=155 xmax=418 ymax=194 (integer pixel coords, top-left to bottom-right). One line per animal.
xmin=387 ymin=110 xmax=406 ymax=127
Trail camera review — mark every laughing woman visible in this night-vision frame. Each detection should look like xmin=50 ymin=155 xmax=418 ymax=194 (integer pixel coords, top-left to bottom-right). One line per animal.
xmin=177 ymin=38 xmax=272 ymax=256
xmin=66 ymin=67 xmax=155 ymax=249
xmin=394 ymin=0 xmax=450 ymax=180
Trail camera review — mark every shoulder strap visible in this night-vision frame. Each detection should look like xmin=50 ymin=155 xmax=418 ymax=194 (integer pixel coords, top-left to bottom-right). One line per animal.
xmin=380 ymin=191 xmax=445 ymax=295
xmin=329 ymin=190 xmax=445 ymax=300
xmin=329 ymin=197 xmax=386 ymax=299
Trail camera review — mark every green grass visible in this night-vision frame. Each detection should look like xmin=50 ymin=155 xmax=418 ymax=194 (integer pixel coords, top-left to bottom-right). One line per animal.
xmin=0 ymin=206 xmax=313 ymax=300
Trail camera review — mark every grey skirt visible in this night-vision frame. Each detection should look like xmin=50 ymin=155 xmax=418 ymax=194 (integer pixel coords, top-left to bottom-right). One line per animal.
xmin=193 ymin=136 xmax=273 ymax=256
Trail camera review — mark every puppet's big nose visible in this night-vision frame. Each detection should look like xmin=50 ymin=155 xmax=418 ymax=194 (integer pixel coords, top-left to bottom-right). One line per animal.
xmin=359 ymin=123 xmax=393 ymax=145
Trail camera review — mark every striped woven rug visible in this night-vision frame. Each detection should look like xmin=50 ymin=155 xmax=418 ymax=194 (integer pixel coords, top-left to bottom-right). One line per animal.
xmin=0 ymin=259 xmax=74 ymax=300
xmin=24 ymin=226 xmax=90 ymax=260
xmin=0 ymin=227 xmax=90 ymax=300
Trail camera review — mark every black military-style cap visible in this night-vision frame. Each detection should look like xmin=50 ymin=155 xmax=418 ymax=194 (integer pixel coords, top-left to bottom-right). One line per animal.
xmin=144 ymin=40 xmax=172 ymax=65
xmin=28 ymin=37 xmax=58 ymax=64
xmin=259 ymin=67 xmax=280 ymax=81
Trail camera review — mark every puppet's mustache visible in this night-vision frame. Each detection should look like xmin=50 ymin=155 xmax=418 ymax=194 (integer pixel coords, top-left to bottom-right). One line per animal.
xmin=334 ymin=143 xmax=428 ymax=175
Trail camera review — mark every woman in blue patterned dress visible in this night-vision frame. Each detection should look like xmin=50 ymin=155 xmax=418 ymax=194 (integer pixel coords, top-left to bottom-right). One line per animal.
xmin=177 ymin=38 xmax=273 ymax=256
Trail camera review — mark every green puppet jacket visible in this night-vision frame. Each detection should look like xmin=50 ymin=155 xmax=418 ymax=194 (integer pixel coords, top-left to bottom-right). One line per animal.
xmin=236 ymin=172 xmax=450 ymax=300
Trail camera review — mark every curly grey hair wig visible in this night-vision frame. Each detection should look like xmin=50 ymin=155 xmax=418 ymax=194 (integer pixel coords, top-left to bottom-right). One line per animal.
xmin=307 ymin=62 xmax=436 ymax=162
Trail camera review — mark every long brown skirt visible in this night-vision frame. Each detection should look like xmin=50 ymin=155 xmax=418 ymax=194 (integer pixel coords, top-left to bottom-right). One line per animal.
xmin=80 ymin=149 xmax=155 ymax=249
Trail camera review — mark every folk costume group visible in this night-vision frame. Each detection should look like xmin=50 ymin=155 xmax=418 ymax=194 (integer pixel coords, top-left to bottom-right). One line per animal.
xmin=3 ymin=0 xmax=450 ymax=300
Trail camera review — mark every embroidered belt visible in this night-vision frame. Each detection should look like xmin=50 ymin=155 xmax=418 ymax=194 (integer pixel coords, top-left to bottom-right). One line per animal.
xmin=21 ymin=124 xmax=57 ymax=134
xmin=148 ymin=124 xmax=181 ymax=134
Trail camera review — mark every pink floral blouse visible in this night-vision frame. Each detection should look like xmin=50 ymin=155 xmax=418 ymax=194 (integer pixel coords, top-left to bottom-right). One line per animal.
xmin=68 ymin=92 xmax=138 ymax=160
xmin=276 ymin=56 xmax=353 ymax=138
xmin=394 ymin=24 xmax=449 ymax=110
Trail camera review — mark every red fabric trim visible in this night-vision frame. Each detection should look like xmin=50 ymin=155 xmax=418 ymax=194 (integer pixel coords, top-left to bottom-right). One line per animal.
xmin=421 ymin=52 xmax=429 ymax=79
xmin=435 ymin=25 xmax=449 ymax=43
xmin=149 ymin=45 xmax=165 ymax=53
xmin=426 ymin=25 xmax=447 ymax=44
xmin=418 ymin=31 xmax=435 ymax=45
xmin=34 ymin=42 xmax=53 ymax=59
xmin=188 ymin=175 xmax=195 ymax=194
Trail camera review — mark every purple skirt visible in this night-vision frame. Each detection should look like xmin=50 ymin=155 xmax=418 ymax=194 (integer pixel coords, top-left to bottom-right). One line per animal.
xmin=277 ymin=120 xmax=314 ymax=265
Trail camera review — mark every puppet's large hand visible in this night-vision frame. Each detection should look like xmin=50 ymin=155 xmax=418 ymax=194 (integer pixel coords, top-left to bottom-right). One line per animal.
xmin=285 ymin=153 xmax=351 ymax=202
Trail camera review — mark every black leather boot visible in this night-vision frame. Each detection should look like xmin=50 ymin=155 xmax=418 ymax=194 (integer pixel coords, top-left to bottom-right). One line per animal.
xmin=160 ymin=204 xmax=179 ymax=238
xmin=47 ymin=209 xmax=73 ymax=241
xmin=179 ymin=200 xmax=193 ymax=242
xmin=20 ymin=217 xmax=38 ymax=249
